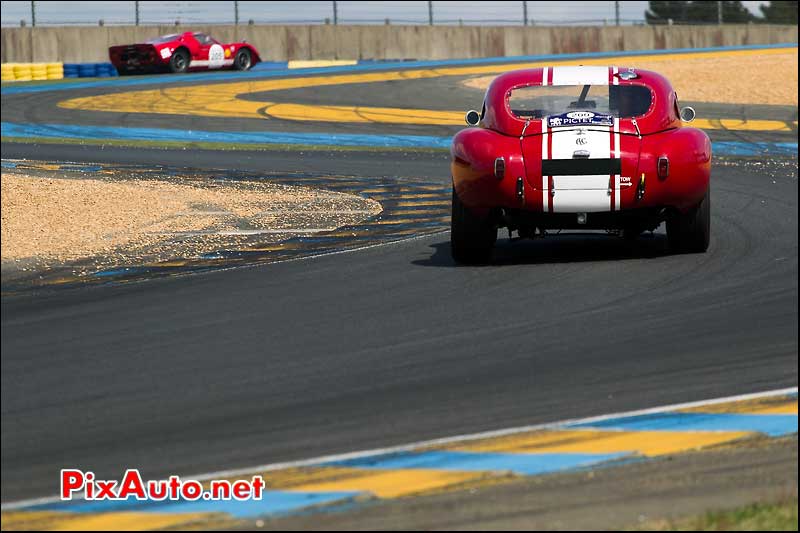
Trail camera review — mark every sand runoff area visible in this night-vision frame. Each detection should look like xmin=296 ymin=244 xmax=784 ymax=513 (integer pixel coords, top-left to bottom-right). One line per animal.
xmin=1 ymin=172 xmax=381 ymax=272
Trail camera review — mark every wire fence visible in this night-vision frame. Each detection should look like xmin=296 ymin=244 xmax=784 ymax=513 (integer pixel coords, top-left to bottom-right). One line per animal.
xmin=1 ymin=1 xmax=796 ymax=27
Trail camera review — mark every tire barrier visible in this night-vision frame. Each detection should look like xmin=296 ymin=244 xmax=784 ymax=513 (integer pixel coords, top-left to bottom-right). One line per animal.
xmin=46 ymin=62 xmax=64 ymax=79
xmin=1 ymin=62 xmax=117 ymax=82
xmin=65 ymin=62 xmax=118 ymax=78
xmin=2 ymin=62 xmax=66 ymax=81
xmin=2 ymin=58 xmax=408 ymax=82
xmin=1 ymin=63 xmax=17 ymax=81
xmin=2 ymin=58 xmax=420 ymax=81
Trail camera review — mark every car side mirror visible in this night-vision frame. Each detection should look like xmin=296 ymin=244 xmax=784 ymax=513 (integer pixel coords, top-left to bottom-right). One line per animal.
xmin=680 ymin=106 xmax=696 ymax=123
xmin=465 ymin=109 xmax=481 ymax=126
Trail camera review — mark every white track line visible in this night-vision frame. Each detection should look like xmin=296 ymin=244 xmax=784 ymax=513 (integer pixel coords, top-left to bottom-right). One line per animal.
xmin=166 ymin=228 xmax=337 ymax=237
xmin=2 ymin=386 xmax=796 ymax=511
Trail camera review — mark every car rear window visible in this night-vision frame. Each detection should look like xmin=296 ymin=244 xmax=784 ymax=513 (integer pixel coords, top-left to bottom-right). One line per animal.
xmin=509 ymin=84 xmax=652 ymax=120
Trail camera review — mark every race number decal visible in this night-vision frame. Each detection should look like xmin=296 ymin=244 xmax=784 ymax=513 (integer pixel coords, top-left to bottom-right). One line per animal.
xmin=547 ymin=111 xmax=613 ymax=129
xmin=208 ymin=44 xmax=225 ymax=69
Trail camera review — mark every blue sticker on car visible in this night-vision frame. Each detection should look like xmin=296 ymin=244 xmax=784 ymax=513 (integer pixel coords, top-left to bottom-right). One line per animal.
xmin=547 ymin=111 xmax=613 ymax=128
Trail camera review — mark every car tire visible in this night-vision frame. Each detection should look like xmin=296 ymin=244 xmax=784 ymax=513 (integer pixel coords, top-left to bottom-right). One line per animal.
xmin=451 ymin=187 xmax=497 ymax=264
xmin=169 ymin=49 xmax=189 ymax=74
xmin=667 ymin=187 xmax=710 ymax=253
xmin=234 ymin=49 xmax=252 ymax=71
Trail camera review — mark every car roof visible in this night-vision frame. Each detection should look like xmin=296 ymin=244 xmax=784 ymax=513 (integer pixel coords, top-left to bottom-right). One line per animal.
xmin=482 ymin=66 xmax=680 ymax=136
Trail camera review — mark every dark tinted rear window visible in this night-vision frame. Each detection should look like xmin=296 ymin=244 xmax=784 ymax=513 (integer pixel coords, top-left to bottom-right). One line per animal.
xmin=509 ymin=84 xmax=652 ymax=119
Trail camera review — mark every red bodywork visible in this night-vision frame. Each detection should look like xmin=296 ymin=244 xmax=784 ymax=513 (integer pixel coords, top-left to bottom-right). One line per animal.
xmin=109 ymin=31 xmax=261 ymax=74
xmin=451 ymin=67 xmax=711 ymax=227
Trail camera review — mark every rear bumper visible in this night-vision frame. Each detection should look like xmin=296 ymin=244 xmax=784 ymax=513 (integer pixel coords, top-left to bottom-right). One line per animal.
xmin=505 ymin=207 xmax=670 ymax=231
xmin=109 ymin=46 xmax=166 ymax=72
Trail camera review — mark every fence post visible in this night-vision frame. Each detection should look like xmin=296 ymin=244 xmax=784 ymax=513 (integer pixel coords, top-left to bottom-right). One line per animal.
xmin=333 ymin=1 xmax=338 ymax=25
xmin=30 ymin=0 xmax=36 ymax=27
xmin=615 ymin=1 xmax=620 ymax=26
xmin=428 ymin=1 xmax=433 ymax=25
xmin=135 ymin=0 xmax=140 ymax=25
xmin=717 ymin=1 xmax=723 ymax=24
xmin=523 ymin=1 xmax=528 ymax=26
xmin=234 ymin=0 xmax=239 ymax=25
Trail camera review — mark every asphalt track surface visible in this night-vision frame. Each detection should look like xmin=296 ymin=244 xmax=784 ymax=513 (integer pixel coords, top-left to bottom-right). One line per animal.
xmin=1 ymin=66 xmax=798 ymax=503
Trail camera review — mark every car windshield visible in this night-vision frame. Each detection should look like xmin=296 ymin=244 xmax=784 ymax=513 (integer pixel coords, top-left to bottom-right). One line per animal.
xmin=146 ymin=34 xmax=179 ymax=44
xmin=509 ymin=84 xmax=652 ymax=120
xmin=193 ymin=33 xmax=216 ymax=45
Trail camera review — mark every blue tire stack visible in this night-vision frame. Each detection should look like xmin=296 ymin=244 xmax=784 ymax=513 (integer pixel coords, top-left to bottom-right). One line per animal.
xmin=62 ymin=62 xmax=118 ymax=78
xmin=63 ymin=63 xmax=80 ymax=78
xmin=78 ymin=63 xmax=96 ymax=77
xmin=95 ymin=63 xmax=118 ymax=77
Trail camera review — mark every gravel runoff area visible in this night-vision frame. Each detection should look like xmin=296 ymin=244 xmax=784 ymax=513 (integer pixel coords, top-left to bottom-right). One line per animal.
xmin=463 ymin=49 xmax=798 ymax=106
xmin=1 ymin=172 xmax=382 ymax=275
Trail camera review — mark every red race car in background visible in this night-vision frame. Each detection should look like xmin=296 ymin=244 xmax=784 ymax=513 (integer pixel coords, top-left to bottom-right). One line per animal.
xmin=451 ymin=66 xmax=711 ymax=264
xmin=109 ymin=31 xmax=260 ymax=75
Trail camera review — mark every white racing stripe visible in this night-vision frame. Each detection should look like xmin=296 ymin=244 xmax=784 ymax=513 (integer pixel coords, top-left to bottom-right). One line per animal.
xmin=549 ymin=127 xmax=613 ymax=212
xmin=541 ymin=67 xmax=550 ymax=210
xmin=545 ymin=66 xmax=619 ymax=212
xmin=553 ymin=176 xmax=609 ymax=190
xmin=551 ymin=65 xmax=610 ymax=86
xmin=552 ymin=189 xmax=610 ymax=212
xmin=612 ymin=67 xmax=621 ymax=211
xmin=550 ymin=129 xmax=610 ymax=160
xmin=189 ymin=59 xmax=235 ymax=68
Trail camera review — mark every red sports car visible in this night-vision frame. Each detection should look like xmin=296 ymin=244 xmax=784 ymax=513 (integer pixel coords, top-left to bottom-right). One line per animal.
xmin=109 ymin=31 xmax=260 ymax=75
xmin=451 ymin=66 xmax=711 ymax=263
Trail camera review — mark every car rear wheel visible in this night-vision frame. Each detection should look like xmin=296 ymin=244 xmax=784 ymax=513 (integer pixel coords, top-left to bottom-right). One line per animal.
xmin=234 ymin=49 xmax=252 ymax=71
xmin=169 ymin=49 xmax=189 ymax=73
xmin=451 ymin=187 xmax=497 ymax=264
xmin=667 ymin=187 xmax=710 ymax=253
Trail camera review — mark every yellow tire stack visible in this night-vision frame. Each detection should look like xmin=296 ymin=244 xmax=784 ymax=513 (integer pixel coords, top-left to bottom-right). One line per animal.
xmin=12 ymin=63 xmax=32 ymax=82
xmin=1 ymin=63 xmax=15 ymax=82
xmin=46 ymin=62 xmax=63 ymax=80
xmin=0 ymin=62 xmax=64 ymax=82
xmin=31 ymin=63 xmax=48 ymax=80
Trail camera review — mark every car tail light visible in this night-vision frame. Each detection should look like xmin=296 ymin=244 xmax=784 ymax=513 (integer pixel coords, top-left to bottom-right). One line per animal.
xmin=657 ymin=156 xmax=669 ymax=179
xmin=494 ymin=157 xmax=505 ymax=180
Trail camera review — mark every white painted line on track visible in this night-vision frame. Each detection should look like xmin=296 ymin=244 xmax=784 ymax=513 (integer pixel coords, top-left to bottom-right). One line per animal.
xmin=3 ymin=386 xmax=796 ymax=511
xmin=165 ymin=228 xmax=337 ymax=237
xmin=175 ymin=211 xmax=234 ymax=216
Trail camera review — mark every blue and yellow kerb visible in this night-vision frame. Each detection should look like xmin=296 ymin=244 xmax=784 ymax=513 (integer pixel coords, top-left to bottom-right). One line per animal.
xmin=1 ymin=389 xmax=796 ymax=531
